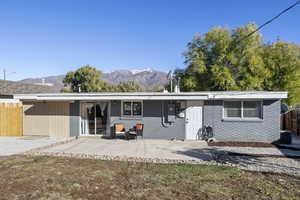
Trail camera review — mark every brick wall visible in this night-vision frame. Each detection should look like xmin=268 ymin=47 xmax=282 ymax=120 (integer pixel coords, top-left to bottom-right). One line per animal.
xmin=203 ymin=100 xmax=281 ymax=143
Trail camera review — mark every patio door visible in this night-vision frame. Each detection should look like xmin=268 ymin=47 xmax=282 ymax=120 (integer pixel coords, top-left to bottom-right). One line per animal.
xmin=80 ymin=102 xmax=108 ymax=136
xmin=185 ymin=101 xmax=203 ymax=140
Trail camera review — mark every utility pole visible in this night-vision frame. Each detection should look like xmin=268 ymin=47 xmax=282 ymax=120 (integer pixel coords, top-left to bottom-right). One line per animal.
xmin=1 ymin=69 xmax=16 ymax=94
xmin=167 ymin=70 xmax=173 ymax=93
xmin=2 ymin=69 xmax=16 ymax=81
xmin=170 ymin=72 xmax=173 ymax=93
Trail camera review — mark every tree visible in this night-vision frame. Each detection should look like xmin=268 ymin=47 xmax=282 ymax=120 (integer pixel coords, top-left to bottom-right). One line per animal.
xmin=114 ymin=80 xmax=145 ymax=92
xmin=180 ymin=23 xmax=300 ymax=105
xmin=181 ymin=23 xmax=267 ymax=91
xmin=63 ymin=65 xmax=107 ymax=92
xmin=63 ymin=66 xmax=146 ymax=93
xmin=60 ymin=87 xmax=72 ymax=93
xmin=262 ymin=41 xmax=300 ymax=105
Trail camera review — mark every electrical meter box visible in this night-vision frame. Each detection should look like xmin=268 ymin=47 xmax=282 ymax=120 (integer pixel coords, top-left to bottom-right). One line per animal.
xmin=167 ymin=103 xmax=176 ymax=122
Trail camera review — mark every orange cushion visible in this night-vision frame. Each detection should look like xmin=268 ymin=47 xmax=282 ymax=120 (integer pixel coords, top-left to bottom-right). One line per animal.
xmin=115 ymin=124 xmax=124 ymax=132
xmin=136 ymin=124 xmax=143 ymax=130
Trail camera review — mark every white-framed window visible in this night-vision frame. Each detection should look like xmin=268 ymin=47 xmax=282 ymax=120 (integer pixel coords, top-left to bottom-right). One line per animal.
xmin=223 ymin=100 xmax=262 ymax=119
xmin=121 ymin=100 xmax=143 ymax=118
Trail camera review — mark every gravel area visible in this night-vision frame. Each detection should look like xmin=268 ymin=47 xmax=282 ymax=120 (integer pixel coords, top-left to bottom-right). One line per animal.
xmin=217 ymin=154 xmax=300 ymax=176
xmin=215 ymin=146 xmax=300 ymax=157
xmin=29 ymin=150 xmax=300 ymax=176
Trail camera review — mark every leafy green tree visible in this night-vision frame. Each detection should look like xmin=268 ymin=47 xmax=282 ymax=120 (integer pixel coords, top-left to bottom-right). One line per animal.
xmin=181 ymin=23 xmax=267 ymax=91
xmin=60 ymin=87 xmax=72 ymax=93
xmin=262 ymin=41 xmax=300 ymax=105
xmin=63 ymin=66 xmax=146 ymax=93
xmin=180 ymin=23 xmax=300 ymax=105
xmin=63 ymin=65 xmax=107 ymax=92
xmin=152 ymin=85 xmax=164 ymax=92
xmin=114 ymin=80 xmax=144 ymax=92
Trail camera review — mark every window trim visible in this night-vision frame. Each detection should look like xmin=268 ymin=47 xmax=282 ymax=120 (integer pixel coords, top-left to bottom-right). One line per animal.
xmin=222 ymin=100 xmax=263 ymax=121
xmin=121 ymin=100 xmax=143 ymax=118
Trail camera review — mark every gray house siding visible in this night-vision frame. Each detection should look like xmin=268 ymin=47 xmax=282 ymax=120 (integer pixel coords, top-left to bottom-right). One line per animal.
xmin=67 ymin=98 xmax=281 ymax=142
xmin=69 ymin=100 xmax=80 ymax=137
xmin=203 ymin=100 xmax=281 ymax=143
xmin=110 ymin=100 xmax=185 ymax=140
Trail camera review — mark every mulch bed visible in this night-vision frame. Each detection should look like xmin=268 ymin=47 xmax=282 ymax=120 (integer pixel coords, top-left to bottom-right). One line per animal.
xmin=208 ymin=141 xmax=276 ymax=148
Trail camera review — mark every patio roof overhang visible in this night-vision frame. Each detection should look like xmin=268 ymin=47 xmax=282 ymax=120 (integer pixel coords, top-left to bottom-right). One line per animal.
xmin=13 ymin=91 xmax=288 ymax=101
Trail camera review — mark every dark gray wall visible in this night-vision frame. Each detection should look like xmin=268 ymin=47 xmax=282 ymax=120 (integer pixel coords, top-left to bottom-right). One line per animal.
xmin=203 ymin=100 xmax=281 ymax=143
xmin=69 ymin=100 xmax=80 ymax=137
xmin=110 ymin=100 xmax=185 ymax=140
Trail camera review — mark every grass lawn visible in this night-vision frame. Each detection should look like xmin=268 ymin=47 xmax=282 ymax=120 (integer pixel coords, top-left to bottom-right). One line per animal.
xmin=0 ymin=156 xmax=299 ymax=200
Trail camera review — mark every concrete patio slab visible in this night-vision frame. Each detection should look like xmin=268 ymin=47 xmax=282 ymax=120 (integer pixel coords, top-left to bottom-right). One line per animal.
xmin=41 ymin=138 xmax=210 ymax=161
xmin=0 ymin=136 xmax=70 ymax=156
xmin=29 ymin=137 xmax=300 ymax=177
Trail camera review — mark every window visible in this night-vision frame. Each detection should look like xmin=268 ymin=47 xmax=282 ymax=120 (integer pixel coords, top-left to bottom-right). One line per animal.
xmin=224 ymin=101 xmax=242 ymax=118
xmin=224 ymin=101 xmax=262 ymax=119
xmin=132 ymin=102 xmax=142 ymax=116
xmin=243 ymin=101 xmax=262 ymax=118
xmin=122 ymin=101 xmax=143 ymax=117
xmin=123 ymin=102 xmax=132 ymax=116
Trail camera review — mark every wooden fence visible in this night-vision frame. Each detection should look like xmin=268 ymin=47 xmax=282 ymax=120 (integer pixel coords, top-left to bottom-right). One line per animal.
xmin=281 ymin=109 xmax=300 ymax=136
xmin=0 ymin=101 xmax=23 ymax=136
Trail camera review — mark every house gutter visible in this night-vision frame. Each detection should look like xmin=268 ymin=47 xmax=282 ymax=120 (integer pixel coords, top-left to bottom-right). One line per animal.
xmin=13 ymin=91 xmax=288 ymax=101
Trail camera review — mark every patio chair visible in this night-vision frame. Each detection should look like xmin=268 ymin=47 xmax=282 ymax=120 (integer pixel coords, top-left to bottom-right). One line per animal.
xmin=135 ymin=124 xmax=144 ymax=139
xmin=113 ymin=123 xmax=126 ymax=138
xmin=126 ymin=124 xmax=144 ymax=140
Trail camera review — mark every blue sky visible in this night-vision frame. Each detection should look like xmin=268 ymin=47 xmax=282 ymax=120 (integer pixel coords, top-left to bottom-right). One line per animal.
xmin=0 ymin=0 xmax=299 ymax=81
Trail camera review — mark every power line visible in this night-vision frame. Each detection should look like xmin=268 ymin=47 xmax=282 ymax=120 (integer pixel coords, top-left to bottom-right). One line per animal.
xmin=181 ymin=0 xmax=300 ymax=77
xmin=237 ymin=0 xmax=300 ymax=43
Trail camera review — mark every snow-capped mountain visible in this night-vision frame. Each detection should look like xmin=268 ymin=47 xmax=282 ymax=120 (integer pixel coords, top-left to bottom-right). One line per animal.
xmin=128 ymin=68 xmax=153 ymax=74
xmin=19 ymin=68 xmax=168 ymax=90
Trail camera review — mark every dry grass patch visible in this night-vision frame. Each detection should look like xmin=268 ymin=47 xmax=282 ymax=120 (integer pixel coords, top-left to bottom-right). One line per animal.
xmin=0 ymin=155 xmax=299 ymax=200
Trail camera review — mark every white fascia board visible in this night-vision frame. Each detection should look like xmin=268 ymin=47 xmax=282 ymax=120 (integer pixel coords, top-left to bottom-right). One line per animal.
xmin=14 ymin=95 xmax=37 ymax=100
xmin=34 ymin=95 xmax=209 ymax=101
xmin=212 ymin=92 xmax=288 ymax=99
xmin=14 ymin=91 xmax=288 ymax=101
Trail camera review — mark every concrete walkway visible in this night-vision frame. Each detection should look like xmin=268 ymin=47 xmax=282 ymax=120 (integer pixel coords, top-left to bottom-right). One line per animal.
xmin=0 ymin=136 xmax=70 ymax=156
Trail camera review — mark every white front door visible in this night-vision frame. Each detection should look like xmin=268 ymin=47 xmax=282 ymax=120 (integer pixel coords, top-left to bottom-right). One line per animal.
xmin=185 ymin=101 xmax=203 ymax=140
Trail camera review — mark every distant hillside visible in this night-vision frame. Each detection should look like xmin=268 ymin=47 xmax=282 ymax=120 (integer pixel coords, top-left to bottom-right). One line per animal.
xmin=0 ymin=80 xmax=59 ymax=95
xmin=20 ymin=75 xmax=65 ymax=90
xmin=19 ymin=68 xmax=168 ymax=90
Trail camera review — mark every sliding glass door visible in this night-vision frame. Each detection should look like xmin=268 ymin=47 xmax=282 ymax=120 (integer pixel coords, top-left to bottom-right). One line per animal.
xmin=80 ymin=102 xmax=108 ymax=136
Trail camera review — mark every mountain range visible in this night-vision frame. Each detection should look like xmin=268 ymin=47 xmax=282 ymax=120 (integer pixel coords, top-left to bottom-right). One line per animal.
xmin=15 ymin=68 xmax=169 ymax=93
xmin=0 ymin=79 xmax=60 ymax=94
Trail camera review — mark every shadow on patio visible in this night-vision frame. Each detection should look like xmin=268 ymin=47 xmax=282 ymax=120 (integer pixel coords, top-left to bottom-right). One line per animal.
xmin=174 ymin=147 xmax=300 ymax=173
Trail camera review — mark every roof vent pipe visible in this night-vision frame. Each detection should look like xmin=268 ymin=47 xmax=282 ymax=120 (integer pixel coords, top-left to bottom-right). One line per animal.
xmin=174 ymin=85 xmax=180 ymax=93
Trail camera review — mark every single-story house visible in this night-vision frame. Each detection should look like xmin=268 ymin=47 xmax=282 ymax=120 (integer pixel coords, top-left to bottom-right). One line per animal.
xmin=13 ymin=91 xmax=287 ymax=143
